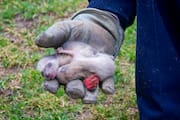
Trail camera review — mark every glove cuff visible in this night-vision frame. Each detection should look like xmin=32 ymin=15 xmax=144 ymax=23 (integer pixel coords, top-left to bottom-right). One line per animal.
xmin=71 ymin=8 xmax=124 ymax=57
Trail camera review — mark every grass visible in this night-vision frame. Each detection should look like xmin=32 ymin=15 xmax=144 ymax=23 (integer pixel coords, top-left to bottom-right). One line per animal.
xmin=0 ymin=0 xmax=138 ymax=119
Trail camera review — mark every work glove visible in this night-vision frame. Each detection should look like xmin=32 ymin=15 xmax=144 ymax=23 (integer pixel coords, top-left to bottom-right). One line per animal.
xmin=35 ymin=8 xmax=124 ymax=103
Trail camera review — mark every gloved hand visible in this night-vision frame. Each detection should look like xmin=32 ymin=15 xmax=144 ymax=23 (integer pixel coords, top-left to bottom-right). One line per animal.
xmin=35 ymin=8 xmax=124 ymax=103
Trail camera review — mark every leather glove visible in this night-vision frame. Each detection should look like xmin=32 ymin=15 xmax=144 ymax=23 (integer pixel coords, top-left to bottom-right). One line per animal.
xmin=35 ymin=8 xmax=124 ymax=57
xmin=35 ymin=8 xmax=124 ymax=102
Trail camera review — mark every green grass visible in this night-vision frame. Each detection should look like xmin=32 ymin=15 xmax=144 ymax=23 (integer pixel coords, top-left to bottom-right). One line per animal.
xmin=0 ymin=0 xmax=138 ymax=119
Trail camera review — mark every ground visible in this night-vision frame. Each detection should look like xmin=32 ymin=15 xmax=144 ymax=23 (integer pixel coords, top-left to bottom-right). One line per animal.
xmin=0 ymin=0 xmax=138 ymax=119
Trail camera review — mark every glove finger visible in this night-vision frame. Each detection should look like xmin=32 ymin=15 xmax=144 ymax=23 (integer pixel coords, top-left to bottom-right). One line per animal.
xmin=35 ymin=21 xmax=82 ymax=48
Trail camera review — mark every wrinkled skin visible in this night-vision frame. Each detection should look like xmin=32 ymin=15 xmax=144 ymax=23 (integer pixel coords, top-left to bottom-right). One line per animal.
xmin=37 ymin=41 xmax=115 ymax=84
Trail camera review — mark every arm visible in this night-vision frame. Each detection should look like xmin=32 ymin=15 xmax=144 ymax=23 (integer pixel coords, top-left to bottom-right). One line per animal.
xmin=88 ymin=0 xmax=136 ymax=29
